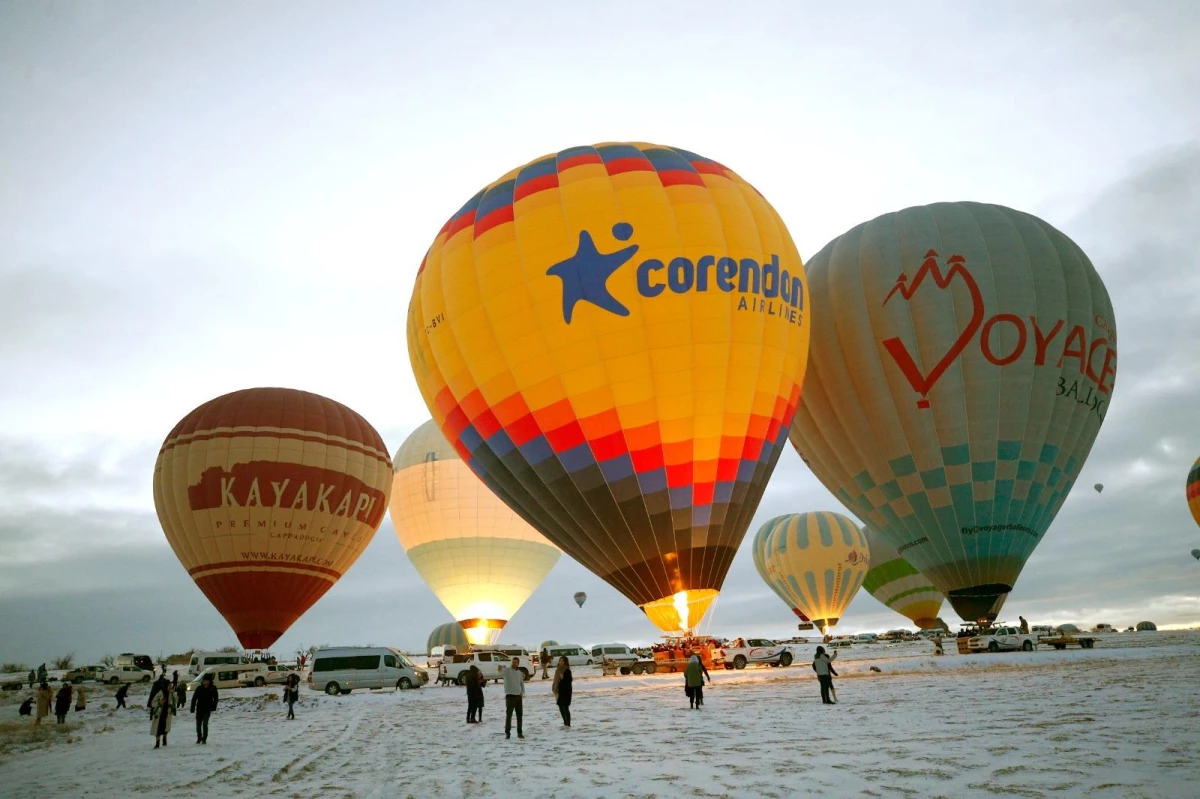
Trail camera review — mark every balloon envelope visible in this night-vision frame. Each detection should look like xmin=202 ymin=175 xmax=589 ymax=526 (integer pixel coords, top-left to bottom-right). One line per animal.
xmin=408 ymin=143 xmax=810 ymax=634
xmin=1191 ymin=549 xmax=1200 ymax=561
xmin=427 ymin=622 xmax=470 ymax=654
xmin=753 ymin=512 xmax=871 ymax=634
xmin=573 ymin=592 xmax=587 ymax=608
xmin=153 ymin=388 xmax=392 ymax=649
xmin=789 ymin=202 xmax=1117 ymax=623
xmin=1187 ymin=457 xmax=1200 ymax=528
xmin=861 ymin=528 xmax=943 ymax=629
xmin=390 ymin=420 xmax=560 ymax=647
xmin=1094 ymin=483 xmax=1103 ymax=493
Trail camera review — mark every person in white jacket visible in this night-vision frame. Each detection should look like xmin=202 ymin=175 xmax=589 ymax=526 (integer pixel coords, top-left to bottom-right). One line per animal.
xmin=503 ymin=658 xmax=525 ymax=739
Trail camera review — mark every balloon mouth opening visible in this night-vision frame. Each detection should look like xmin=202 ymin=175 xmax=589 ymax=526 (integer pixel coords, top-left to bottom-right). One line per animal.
xmin=459 ymin=619 xmax=506 ymax=647
xmin=237 ymin=631 xmax=283 ymax=650
xmin=641 ymin=589 xmax=719 ymax=634
xmin=814 ymin=618 xmax=838 ymax=635
xmin=914 ymin=618 xmax=939 ymax=630
xmin=947 ymin=584 xmax=1011 ymax=624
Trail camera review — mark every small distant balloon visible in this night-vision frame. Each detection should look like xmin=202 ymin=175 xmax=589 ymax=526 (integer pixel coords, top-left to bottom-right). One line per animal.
xmin=1191 ymin=548 xmax=1200 ymax=561
xmin=574 ymin=592 xmax=587 ymax=608
xmin=1094 ymin=483 xmax=1103 ymax=493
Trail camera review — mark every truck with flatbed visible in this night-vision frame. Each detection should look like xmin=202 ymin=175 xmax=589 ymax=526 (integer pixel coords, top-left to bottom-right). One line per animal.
xmin=1037 ymin=632 xmax=1099 ymax=649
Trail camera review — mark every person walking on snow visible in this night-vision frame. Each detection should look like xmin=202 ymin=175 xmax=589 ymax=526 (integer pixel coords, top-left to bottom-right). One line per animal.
xmin=190 ymin=672 xmax=218 ymax=744
xmin=54 ymin=682 xmax=73 ymax=724
xmin=34 ymin=683 xmax=52 ymax=725
xmin=465 ymin=666 xmax=484 ymax=723
xmin=503 ymin=657 xmax=525 ymax=739
xmin=540 ymin=647 xmax=551 ymax=680
xmin=27 ymin=670 xmax=35 ymax=689
xmin=813 ymin=646 xmax=838 ymax=704
xmin=552 ymin=655 xmax=573 ymax=728
xmin=148 ymin=674 xmax=170 ymax=715
xmin=150 ymin=684 xmax=176 ymax=748
xmin=685 ymin=653 xmax=710 ymax=709
xmin=283 ymin=674 xmax=300 ymax=720
xmin=114 ymin=683 xmax=129 ymax=708
xmin=174 ymin=674 xmax=187 ymax=714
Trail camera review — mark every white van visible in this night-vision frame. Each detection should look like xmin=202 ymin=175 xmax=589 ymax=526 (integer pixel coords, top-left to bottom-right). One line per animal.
xmin=186 ymin=662 xmax=269 ymax=690
xmin=188 ymin=651 xmax=251 ymax=676
xmin=307 ymin=647 xmax=429 ymax=695
xmin=544 ymin=644 xmax=594 ymax=667
xmin=589 ymin=643 xmax=638 ymax=665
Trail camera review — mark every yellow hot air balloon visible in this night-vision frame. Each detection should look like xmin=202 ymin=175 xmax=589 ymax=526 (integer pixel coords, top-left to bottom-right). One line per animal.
xmin=754 ymin=512 xmax=870 ymax=634
xmin=407 ymin=143 xmax=810 ymax=634
xmin=153 ymin=388 xmax=392 ymax=649
xmin=861 ymin=527 xmax=943 ymax=629
xmin=790 ymin=202 xmax=1117 ymax=623
xmin=390 ymin=420 xmax=560 ymax=646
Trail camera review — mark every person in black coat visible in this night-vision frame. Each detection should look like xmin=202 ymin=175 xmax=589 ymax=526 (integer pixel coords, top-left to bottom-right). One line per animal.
xmin=552 ymin=656 xmax=572 ymax=728
xmin=283 ymin=674 xmax=300 ymax=720
xmin=54 ymin=683 xmax=73 ymax=724
xmin=465 ymin=666 xmax=484 ymax=723
xmin=189 ymin=673 xmax=219 ymax=744
xmin=114 ymin=683 xmax=129 ymax=708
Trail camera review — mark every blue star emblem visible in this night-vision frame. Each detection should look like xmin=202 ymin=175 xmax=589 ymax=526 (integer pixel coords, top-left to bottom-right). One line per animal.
xmin=546 ymin=223 xmax=639 ymax=323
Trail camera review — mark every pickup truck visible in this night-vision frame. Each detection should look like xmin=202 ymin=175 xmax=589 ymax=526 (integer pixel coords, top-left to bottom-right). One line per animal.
xmin=965 ymin=626 xmax=1040 ymax=653
xmin=720 ymin=638 xmax=795 ymax=670
xmin=439 ymin=650 xmax=530 ymax=686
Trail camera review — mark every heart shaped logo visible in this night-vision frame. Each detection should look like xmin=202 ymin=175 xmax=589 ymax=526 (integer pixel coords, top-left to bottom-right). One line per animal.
xmin=881 ymin=250 xmax=985 ymax=409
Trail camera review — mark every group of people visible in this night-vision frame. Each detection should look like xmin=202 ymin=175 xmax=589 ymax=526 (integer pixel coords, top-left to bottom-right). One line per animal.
xmin=20 ymin=680 xmax=87 ymax=724
xmin=677 ymin=646 xmax=840 ymax=707
xmin=146 ymin=670 xmax=220 ymax=748
xmin=465 ymin=656 xmax=573 ymax=738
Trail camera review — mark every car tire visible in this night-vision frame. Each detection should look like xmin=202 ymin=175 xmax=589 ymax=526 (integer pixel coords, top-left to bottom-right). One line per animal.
xmin=142 ymin=674 xmax=151 ymax=682
xmin=779 ymin=652 xmax=794 ymax=667
xmin=631 ymin=664 xmax=644 ymax=675
xmin=987 ymin=641 xmax=999 ymax=653
xmin=397 ymin=677 xmax=412 ymax=690
xmin=1022 ymin=640 xmax=1034 ymax=652
xmin=254 ymin=676 xmax=266 ymax=687
xmin=457 ymin=672 xmax=469 ymax=686
xmin=733 ymin=655 xmax=747 ymax=670
xmin=1054 ymin=644 xmax=1065 ymax=650
xmin=619 ymin=667 xmax=631 ymax=675
xmin=520 ymin=668 xmax=530 ymax=681
xmin=325 ymin=682 xmax=341 ymax=696
xmin=586 ymin=660 xmax=593 ymax=666
xmin=109 ymin=677 xmax=119 ymax=685
xmin=644 ymin=663 xmax=657 ymax=675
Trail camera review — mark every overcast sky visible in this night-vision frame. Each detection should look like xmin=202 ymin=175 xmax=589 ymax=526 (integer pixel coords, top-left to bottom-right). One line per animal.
xmin=1 ymin=2 xmax=1198 ymax=665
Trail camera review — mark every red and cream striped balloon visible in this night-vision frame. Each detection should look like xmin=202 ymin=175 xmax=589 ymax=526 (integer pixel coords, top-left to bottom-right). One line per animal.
xmin=153 ymin=388 xmax=392 ymax=649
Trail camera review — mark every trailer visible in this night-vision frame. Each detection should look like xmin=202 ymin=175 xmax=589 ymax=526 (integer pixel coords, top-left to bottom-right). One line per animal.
xmin=600 ymin=658 xmax=658 ymax=676
xmin=1037 ymin=633 xmax=1099 ymax=650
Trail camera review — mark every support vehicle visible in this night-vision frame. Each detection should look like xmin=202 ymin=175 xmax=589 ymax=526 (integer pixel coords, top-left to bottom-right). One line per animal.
xmin=963 ymin=626 xmax=1040 ymax=653
xmin=439 ymin=650 xmax=528 ymax=686
xmin=307 ymin=647 xmax=428 ymax=694
xmin=720 ymin=638 xmax=795 ymax=669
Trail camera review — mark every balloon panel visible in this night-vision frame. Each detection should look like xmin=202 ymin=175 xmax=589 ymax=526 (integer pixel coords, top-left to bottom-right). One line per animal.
xmin=755 ymin=512 xmax=870 ymax=633
xmin=153 ymin=388 xmax=392 ymax=649
xmin=1187 ymin=457 xmax=1200 ymax=528
xmin=427 ymin=622 xmax=470 ymax=654
xmin=408 ymin=143 xmax=810 ymax=620
xmin=390 ymin=420 xmax=560 ymax=629
xmin=789 ymin=203 xmax=1116 ymax=622
xmin=752 ymin=518 xmax=807 ymax=619
xmin=861 ymin=527 xmax=943 ymax=629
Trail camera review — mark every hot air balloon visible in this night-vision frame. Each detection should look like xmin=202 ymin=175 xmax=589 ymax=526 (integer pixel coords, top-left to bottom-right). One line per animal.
xmin=428 ymin=622 xmax=470 ymax=655
xmin=861 ymin=527 xmax=943 ymax=629
xmin=789 ymin=202 xmax=1117 ymax=624
xmin=1187 ymin=457 xmax=1200 ymax=528
xmin=753 ymin=512 xmax=870 ymax=634
xmin=153 ymin=388 xmax=392 ymax=649
xmin=408 ymin=143 xmax=810 ymax=635
xmin=751 ymin=519 xmax=810 ymax=622
xmin=390 ymin=420 xmax=561 ymax=647
xmin=1135 ymin=620 xmax=1157 ymax=631
xmin=1191 ymin=549 xmax=1200 ymax=561
xmin=1094 ymin=484 xmax=1103 ymax=493
xmin=573 ymin=592 xmax=587 ymax=608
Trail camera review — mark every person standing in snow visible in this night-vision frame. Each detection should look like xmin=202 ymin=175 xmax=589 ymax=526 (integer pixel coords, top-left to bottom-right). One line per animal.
xmin=684 ymin=653 xmax=710 ymax=709
xmin=114 ymin=682 xmax=129 ymax=708
xmin=189 ymin=672 xmax=218 ymax=744
xmin=54 ymin=682 xmax=73 ymax=724
xmin=150 ymin=685 xmax=176 ymax=749
xmin=465 ymin=666 xmax=484 ymax=723
xmin=813 ymin=646 xmax=838 ymax=704
xmin=283 ymin=674 xmax=300 ymax=720
xmin=27 ymin=670 xmax=35 ymax=689
xmin=34 ymin=683 xmax=52 ymax=725
xmin=148 ymin=674 xmax=170 ymax=715
xmin=552 ymin=655 xmax=573 ymax=727
xmin=540 ymin=647 xmax=551 ymax=680
xmin=174 ymin=674 xmax=187 ymax=713
xmin=75 ymin=684 xmax=87 ymax=713
xmin=503 ymin=657 xmax=525 ymax=739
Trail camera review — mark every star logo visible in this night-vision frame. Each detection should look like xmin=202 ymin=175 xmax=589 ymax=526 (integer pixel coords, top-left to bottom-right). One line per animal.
xmin=546 ymin=222 xmax=638 ymax=323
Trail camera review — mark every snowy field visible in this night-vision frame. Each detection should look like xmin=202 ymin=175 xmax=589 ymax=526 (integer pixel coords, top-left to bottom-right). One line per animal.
xmin=1 ymin=632 xmax=1198 ymax=798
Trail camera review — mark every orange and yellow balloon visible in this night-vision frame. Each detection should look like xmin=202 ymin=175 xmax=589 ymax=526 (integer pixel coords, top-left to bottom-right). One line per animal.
xmin=389 ymin=420 xmax=560 ymax=646
xmin=408 ymin=143 xmax=810 ymax=634
xmin=153 ymin=388 xmax=393 ymax=649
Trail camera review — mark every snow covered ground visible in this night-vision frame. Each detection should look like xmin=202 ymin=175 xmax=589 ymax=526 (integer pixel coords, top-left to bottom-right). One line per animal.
xmin=1 ymin=632 xmax=1197 ymax=798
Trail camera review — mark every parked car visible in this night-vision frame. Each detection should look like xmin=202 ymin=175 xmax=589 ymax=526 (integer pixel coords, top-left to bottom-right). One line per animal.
xmin=101 ymin=665 xmax=152 ymax=684
xmin=257 ymin=663 xmax=297 ymax=685
xmin=439 ymin=650 xmax=525 ymax=685
xmin=64 ymin=665 xmax=105 ymax=684
xmin=721 ymin=638 xmax=795 ymax=669
xmin=308 ymin=647 xmax=428 ymax=694
xmin=114 ymin=653 xmax=154 ymax=671
xmin=490 ymin=645 xmax=535 ymax=676
xmin=966 ymin=626 xmax=1039 ymax=653
xmin=590 ymin=643 xmax=639 ymax=666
